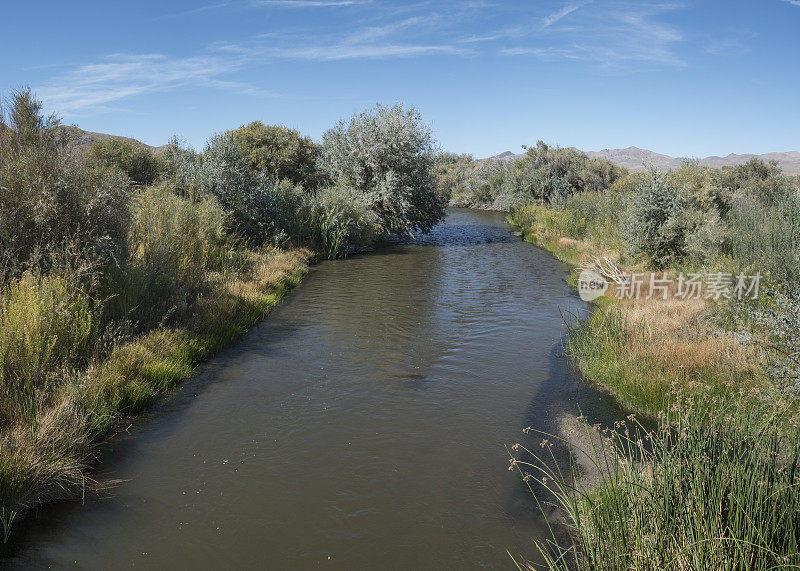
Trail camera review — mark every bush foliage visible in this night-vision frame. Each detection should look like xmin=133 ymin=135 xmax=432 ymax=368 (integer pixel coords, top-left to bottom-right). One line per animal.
xmin=86 ymin=138 xmax=161 ymax=186
xmin=231 ymin=121 xmax=321 ymax=189
xmin=320 ymin=103 xmax=445 ymax=237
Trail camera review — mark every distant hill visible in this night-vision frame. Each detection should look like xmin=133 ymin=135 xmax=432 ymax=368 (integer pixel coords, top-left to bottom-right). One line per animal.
xmin=60 ymin=126 xmax=167 ymax=153
xmin=487 ymin=146 xmax=800 ymax=175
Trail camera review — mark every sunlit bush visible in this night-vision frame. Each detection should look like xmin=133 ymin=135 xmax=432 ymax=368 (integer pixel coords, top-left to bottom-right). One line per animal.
xmin=623 ymin=169 xmax=687 ymax=267
xmin=320 ymin=103 xmax=445 ymax=237
xmin=231 ymin=121 xmax=322 ymax=189
xmin=0 ymin=88 xmax=131 ymax=279
xmin=313 ymin=185 xmax=377 ymax=258
xmin=0 ymin=272 xmax=96 ymax=413
xmin=86 ymin=138 xmax=161 ymax=186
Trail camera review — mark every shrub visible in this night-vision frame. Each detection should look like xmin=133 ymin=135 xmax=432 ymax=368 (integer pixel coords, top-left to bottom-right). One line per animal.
xmin=164 ymin=134 xmax=319 ymax=248
xmin=0 ymin=89 xmax=131 ymax=279
xmin=230 ymin=121 xmax=321 ymax=189
xmin=159 ymin=136 xmax=202 ymax=197
xmin=113 ymin=184 xmax=226 ymax=330
xmin=86 ymin=138 xmax=160 ymax=186
xmin=747 ymin=289 xmax=800 ymax=397
xmin=565 ymin=191 xmax=624 ymax=224
xmin=458 ymin=158 xmax=507 ymax=205
xmin=320 ymin=103 xmax=445 ymax=237
xmin=451 ymin=142 xmax=626 ymax=209
xmin=668 ymin=163 xmax=730 ymax=216
xmin=683 ymin=206 xmax=727 ymax=266
xmin=434 ymin=152 xmax=474 ymax=202
xmin=130 ymin=184 xmax=226 ymax=287
xmin=623 ymin=169 xmax=687 ymax=267
xmin=313 ymin=186 xmax=377 ymax=258
xmin=719 ymin=158 xmax=795 ymax=207
xmin=726 ymin=190 xmax=800 ymax=284
xmin=0 ymin=272 xmax=97 ymax=417
xmin=194 ymin=132 xmax=293 ymax=244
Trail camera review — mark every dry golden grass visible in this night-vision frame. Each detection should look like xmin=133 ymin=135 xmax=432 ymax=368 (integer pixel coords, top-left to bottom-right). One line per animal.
xmin=510 ymin=204 xmax=768 ymax=415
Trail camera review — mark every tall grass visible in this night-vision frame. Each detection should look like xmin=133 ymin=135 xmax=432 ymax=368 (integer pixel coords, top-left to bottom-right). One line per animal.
xmin=727 ymin=192 xmax=800 ymax=284
xmin=563 ymin=299 xmax=767 ymax=417
xmin=512 ymin=397 xmax=800 ymax=570
xmin=0 ymin=273 xmax=97 ymax=421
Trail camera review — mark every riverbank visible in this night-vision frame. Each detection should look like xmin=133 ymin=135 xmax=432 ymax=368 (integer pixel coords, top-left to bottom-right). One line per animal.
xmin=507 ymin=201 xmax=800 ymax=568
xmin=507 ymin=203 xmax=769 ymax=417
xmin=0 ymin=246 xmax=309 ymax=541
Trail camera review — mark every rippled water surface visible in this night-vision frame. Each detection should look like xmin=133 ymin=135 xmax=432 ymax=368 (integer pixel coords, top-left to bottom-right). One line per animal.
xmin=8 ymin=209 xmax=622 ymax=569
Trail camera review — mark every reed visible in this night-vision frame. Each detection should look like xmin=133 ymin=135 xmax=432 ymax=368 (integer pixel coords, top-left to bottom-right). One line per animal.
xmin=511 ymin=396 xmax=800 ymax=570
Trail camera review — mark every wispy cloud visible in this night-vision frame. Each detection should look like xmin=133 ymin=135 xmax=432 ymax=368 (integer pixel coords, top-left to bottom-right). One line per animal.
xmin=542 ymin=0 xmax=592 ymax=28
xmin=344 ymin=16 xmax=429 ymax=44
xmin=270 ymin=44 xmax=465 ymax=59
xmin=227 ymin=13 xmax=467 ymax=61
xmin=252 ymin=0 xmax=370 ymax=7
xmin=37 ymin=53 xmax=255 ymax=113
xmin=159 ymin=2 xmax=233 ymax=20
xmin=781 ymin=0 xmax=800 ymax=6
xmin=503 ymin=2 xmax=685 ymax=68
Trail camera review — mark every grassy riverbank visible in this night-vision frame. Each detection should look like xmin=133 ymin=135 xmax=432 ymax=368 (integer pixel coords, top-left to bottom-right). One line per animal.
xmin=508 ymin=202 xmax=770 ymax=417
xmin=0 ymin=246 xmax=308 ymax=538
xmin=501 ymin=160 xmax=800 ymax=567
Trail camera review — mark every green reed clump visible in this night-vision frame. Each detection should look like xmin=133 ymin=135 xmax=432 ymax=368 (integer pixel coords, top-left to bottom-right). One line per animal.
xmin=512 ymin=397 xmax=800 ymax=570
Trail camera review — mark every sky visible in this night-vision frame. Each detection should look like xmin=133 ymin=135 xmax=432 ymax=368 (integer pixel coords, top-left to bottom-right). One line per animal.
xmin=1 ymin=0 xmax=798 ymax=158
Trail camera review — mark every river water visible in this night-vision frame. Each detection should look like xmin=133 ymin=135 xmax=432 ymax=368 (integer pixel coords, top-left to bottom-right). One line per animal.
xmin=7 ymin=208 xmax=623 ymax=569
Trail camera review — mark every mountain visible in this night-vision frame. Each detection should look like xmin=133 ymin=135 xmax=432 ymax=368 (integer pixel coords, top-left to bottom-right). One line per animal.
xmin=60 ymin=126 xmax=166 ymax=152
xmin=488 ymin=147 xmax=800 ymax=174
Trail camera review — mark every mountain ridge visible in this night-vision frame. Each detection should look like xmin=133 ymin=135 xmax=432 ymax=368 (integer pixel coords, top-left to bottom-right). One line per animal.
xmin=487 ymin=146 xmax=800 ymax=174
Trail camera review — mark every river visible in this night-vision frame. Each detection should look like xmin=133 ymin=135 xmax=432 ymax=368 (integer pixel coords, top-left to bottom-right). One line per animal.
xmin=6 ymin=208 xmax=623 ymax=569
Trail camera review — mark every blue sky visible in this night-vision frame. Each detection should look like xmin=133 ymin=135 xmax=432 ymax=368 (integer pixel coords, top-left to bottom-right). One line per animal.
xmin=2 ymin=1 xmax=798 ymax=158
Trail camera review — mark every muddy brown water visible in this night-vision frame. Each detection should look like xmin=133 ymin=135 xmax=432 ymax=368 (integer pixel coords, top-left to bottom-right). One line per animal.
xmin=6 ymin=208 xmax=625 ymax=569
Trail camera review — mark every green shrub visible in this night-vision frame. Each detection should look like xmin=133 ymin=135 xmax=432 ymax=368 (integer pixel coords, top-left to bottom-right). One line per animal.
xmin=719 ymin=158 xmax=796 ymax=207
xmin=320 ymin=103 xmax=445 ymax=237
xmin=230 ymin=121 xmax=321 ymax=189
xmin=159 ymin=136 xmax=202 ymax=197
xmin=458 ymin=158 xmax=506 ymax=205
xmin=114 ymin=184 xmax=226 ymax=329
xmin=130 ymin=184 xmax=226 ymax=287
xmin=313 ymin=186 xmax=377 ymax=258
xmin=683 ymin=206 xmax=727 ymax=266
xmin=449 ymin=142 xmax=625 ymax=209
xmin=0 ymin=88 xmax=131 ymax=279
xmin=747 ymin=289 xmax=800 ymax=397
xmin=0 ymin=273 xmax=96 ymax=413
xmin=564 ymin=191 xmax=623 ymax=224
xmin=173 ymin=132 xmax=291 ymax=244
xmin=434 ymin=152 xmax=474 ymax=202
xmin=623 ymin=169 xmax=687 ymax=267
xmin=726 ymin=190 xmax=800 ymax=284
xmin=86 ymin=138 xmax=161 ymax=186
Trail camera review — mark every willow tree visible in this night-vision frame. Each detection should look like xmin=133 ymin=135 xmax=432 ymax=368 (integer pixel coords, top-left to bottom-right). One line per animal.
xmin=320 ymin=103 xmax=445 ymax=237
